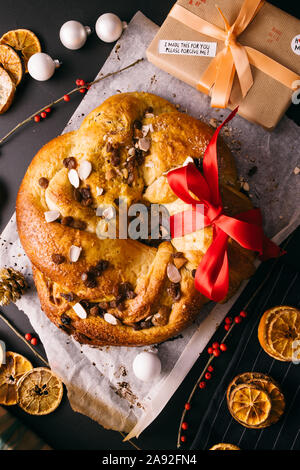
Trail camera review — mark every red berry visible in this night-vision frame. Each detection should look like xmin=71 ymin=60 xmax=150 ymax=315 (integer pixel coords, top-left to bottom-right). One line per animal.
xmin=208 ymin=365 xmax=214 ymax=372
xmin=235 ymin=316 xmax=242 ymax=324
xmin=25 ymin=333 xmax=32 ymax=341
xmin=182 ymin=422 xmax=188 ymax=430
xmin=207 ymin=347 xmax=213 ymax=355
xmin=79 ymin=88 xmax=86 ymax=93
xmin=185 ymin=403 xmax=191 ymax=410
xmin=45 ymin=107 xmax=51 ymax=113
xmin=76 ymin=79 xmax=81 ymax=86
xmin=181 ymin=435 xmax=186 ymax=443
xmin=64 ymin=94 xmax=70 ymax=102
xmin=224 ymin=324 xmax=231 ymax=331
xmin=199 ymin=381 xmax=206 ymax=389
xmin=79 ymin=79 xmax=85 ymax=86
xmin=212 ymin=342 xmax=219 ymax=349
xmin=225 ymin=316 xmax=232 ymax=324
xmin=34 ymin=115 xmax=40 ymax=122
xmin=220 ymin=343 xmax=227 ymax=352
xmin=213 ymin=349 xmax=221 ymax=357
xmin=31 ymin=337 xmax=38 ymax=346
xmin=240 ymin=310 xmax=247 ymax=318
xmin=41 ymin=111 xmax=47 ymax=119
xmin=205 ymin=372 xmax=212 ymax=380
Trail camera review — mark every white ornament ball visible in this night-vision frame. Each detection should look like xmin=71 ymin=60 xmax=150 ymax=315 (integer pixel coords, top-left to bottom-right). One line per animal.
xmin=95 ymin=13 xmax=124 ymax=43
xmin=28 ymin=53 xmax=60 ymax=81
xmin=60 ymin=20 xmax=91 ymax=50
xmin=132 ymin=351 xmax=161 ymax=382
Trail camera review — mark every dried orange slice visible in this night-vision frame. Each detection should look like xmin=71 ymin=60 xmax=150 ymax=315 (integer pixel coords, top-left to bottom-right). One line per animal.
xmin=0 ymin=351 xmax=33 ymax=405
xmin=0 ymin=44 xmax=23 ymax=85
xmin=258 ymin=306 xmax=300 ymax=361
xmin=227 ymin=372 xmax=285 ymax=428
xmin=17 ymin=367 xmax=63 ymax=415
xmin=0 ymin=66 xmax=15 ymax=114
xmin=229 ymin=384 xmax=271 ymax=428
xmin=250 ymin=378 xmax=285 ymax=425
xmin=210 ymin=443 xmax=240 ymax=450
xmin=0 ymin=29 xmax=41 ymax=72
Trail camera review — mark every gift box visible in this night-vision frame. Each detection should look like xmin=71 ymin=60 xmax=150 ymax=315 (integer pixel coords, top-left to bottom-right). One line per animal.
xmin=147 ymin=0 xmax=300 ymax=130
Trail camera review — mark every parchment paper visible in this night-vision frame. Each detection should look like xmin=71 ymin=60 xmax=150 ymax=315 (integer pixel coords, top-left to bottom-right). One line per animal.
xmin=0 ymin=12 xmax=299 ymax=440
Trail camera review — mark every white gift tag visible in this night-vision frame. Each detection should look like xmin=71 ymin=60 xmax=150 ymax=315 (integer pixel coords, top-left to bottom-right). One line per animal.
xmin=159 ymin=39 xmax=217 ymax=57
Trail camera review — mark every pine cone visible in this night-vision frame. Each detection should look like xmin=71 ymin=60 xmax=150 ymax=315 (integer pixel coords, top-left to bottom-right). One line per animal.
xmin=0 ymin=268 xmax=27 ymax=306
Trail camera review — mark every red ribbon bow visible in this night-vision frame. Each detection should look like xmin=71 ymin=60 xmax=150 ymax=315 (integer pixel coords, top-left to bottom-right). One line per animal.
xmin=167 ymin=108 xmax=283 ymax=302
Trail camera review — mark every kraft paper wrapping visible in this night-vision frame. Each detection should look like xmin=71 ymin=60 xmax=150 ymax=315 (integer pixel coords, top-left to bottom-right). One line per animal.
xmin=0 ymin=12 xmax=299 ymax=442
xmin=147 ymin=0 xmax=300 ymax=129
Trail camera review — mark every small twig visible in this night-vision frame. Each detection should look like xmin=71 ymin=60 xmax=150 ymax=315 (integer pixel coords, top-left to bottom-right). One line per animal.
xmin=0 ymin=309 xmax=141 ymax=449
xmin=176 ymin=234 xmax=291 ymax=448
xmin=0 ymin=58 xmax=144 ymax=146
xmin=0 ymin=310 xmax=49 ymax=366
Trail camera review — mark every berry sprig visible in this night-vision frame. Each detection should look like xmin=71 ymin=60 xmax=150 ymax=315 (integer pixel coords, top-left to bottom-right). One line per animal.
xmin=0 ymin=58 xmax=144 ymax=145
xmin=25 ymin=332 xmax=39 ymax=346
xmin=177 ymin=309 xmax=248 ymax=447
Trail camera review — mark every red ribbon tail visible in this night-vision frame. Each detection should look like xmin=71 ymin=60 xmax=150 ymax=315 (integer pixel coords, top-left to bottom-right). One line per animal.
xmin=260 ymin=235 xmax=286 ymax=261
xmin=195 ymin=229 xmax=229 ymax=302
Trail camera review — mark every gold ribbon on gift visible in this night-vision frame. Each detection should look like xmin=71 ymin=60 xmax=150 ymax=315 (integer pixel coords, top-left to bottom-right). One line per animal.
xmin=170 ymin=0 xmax=300 ymax=108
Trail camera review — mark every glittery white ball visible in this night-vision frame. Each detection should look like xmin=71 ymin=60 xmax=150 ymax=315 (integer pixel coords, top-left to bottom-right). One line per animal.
xmin=28 ymin=53 xmax=59 ymax=81
xmin=132 ymin=351 xmax=161 ymax=382
xmin=95 ymin=13 xmax=123 ymax=43
xmin=60 ymin=20 xmax=91 ymax=50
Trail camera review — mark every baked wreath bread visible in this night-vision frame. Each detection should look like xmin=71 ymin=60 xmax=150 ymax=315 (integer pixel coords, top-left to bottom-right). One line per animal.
xmin=17 ymin=92 xmax=256 ymax=347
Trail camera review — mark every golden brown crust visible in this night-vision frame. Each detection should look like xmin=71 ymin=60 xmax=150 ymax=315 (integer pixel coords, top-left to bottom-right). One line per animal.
xmin=17 ymin=92 xmax=256 ymax=346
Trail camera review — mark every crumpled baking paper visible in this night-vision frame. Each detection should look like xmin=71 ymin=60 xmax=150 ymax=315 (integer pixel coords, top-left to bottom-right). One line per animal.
xmin=0 ymin=12 xmax=299 ymax=440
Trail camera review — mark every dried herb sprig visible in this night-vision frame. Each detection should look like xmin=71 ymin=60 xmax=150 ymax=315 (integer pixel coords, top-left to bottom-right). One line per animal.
xmin=0 ymin=58 xmax=144 ymax=145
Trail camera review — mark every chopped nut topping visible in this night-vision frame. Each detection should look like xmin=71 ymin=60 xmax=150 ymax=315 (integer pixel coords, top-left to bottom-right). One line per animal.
xmin=68 ymin=169 xmax=80 ymax=188
xmin=71 ymin=219 xmax=87 ymax=230
xmin=138 ymin=137 xmax=151 ymax=152
xmin=63 ymin=157 xmax=77 ymax=169
xmin=60 ymin=313 xmax=71 ymax=325
xmin=60 ymin=292 xmax=75 ymax=302
xmin=104 ymin=313 xmax=119 ymax=325
xmin=139 ymin=319 xmax=153 ymax=329
xmin=73 ymin=188 xmax=82 ymax=202
xmin=78 ymin=160 xmax=92 ymax=180
xmin=167 ymin=263 xmax=181 ymax=283
xmin=51 ymin=254 xmax=65 ymax=265
xmin=173 ymin=256 xmax=187 ymax=270
xmin=105 ymin=168 xmax=116 ymax=180
xmin=44 ymin=210 xmax=60 ymax=223
xmin=90 ymin=305 xmax=101 ymax=316
xmin=69 ymin=245 xmax=82 ymax=263
xmin=152 ymin=306 xmax=170 ymax=327
xmin=106 ymin=142 xmax=113 ymax=153
xmin=167 ymin=282 xmax=181 ymax=301
xmin=38 ymin=177 xmax=49 ymax=189
xmin=110 ymin=148 xmax=120 ymax=166
xmin=133 ymin=120 xmax=142 ymax=130
xmin=96 ymin=186 xmax=104 ymax=196
xmin=61 ymin=216 xmax=74 ymax=226
xmin=128 ymin=147 xmax=135 ymax=157
xmin=72 ymin=302 xmax=87 ymax=319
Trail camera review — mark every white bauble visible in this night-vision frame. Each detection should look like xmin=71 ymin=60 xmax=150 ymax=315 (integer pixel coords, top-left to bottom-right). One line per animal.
xmin=95 ymin=13 xmax=124 ymax=43
xmin=60 ymin=20 xmax=91 ymax=50
xmin=132 ymin=351 xmax=162 ymax=382
xmin=28 ymin=53 xmax=60 ymax=81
